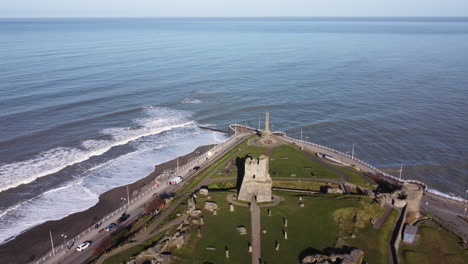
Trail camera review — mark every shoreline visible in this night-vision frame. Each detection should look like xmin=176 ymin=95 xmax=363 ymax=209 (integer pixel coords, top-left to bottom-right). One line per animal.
xmin=0 ymin=144 xmax=214 ymax=264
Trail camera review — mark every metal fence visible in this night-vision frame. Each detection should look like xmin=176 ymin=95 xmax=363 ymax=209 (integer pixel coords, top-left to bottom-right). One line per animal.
xmin=33 ymin=124 xmax=251 ymax=264
xmin=228 ymin=124 xmax=466 ymax=203
xmin=33 ymin=123 xmax=465 ymax=263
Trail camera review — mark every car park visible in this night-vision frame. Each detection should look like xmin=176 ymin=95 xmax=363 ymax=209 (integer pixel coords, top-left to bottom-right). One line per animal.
xmin=104 ymin=223 xmax=117 ymax=231
xmin=76 ymin=241 xmax=92 ymax=251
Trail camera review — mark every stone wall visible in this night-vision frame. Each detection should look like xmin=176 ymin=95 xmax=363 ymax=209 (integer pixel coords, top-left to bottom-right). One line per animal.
xmin=238 ymin=155 xmax=272 ymax=203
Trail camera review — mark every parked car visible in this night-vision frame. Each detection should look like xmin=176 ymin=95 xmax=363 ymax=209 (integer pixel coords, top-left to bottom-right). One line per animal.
xmin=193 ymin=166 xmax=201 ymax=171
xmin=104 ymin=223 xmax=117 ymax=231
xmin=169 ymin=176 xmax=183 ymax=185
xmin=76 ymin=241 xmax=92 ymax=251
xmin=117 ymin=213 xmax=130 ymax=224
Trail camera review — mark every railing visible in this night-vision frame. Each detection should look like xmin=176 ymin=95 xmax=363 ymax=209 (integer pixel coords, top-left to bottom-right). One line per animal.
xmin=34 ymin=124 xmax=254 ymax=264
xmin=229 ymin=124 xmax=466 ymax=203
xmin=33 ymin=123 xmax=466 ymax=263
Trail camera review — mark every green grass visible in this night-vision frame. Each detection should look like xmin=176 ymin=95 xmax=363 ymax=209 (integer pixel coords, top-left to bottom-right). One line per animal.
xmin=260 ymin=192 xmax=366 ymax=264
xmin=271 ymin=180 xmax=325 ymax=191
xmin=334 ymin=166 xmax=375 ymax=190
xmin=172 ymin=191 xmax=252 ymax=264
xmin=151 ymin=198 xmax=187 ymax=233
xmin=208 ymin=181 xmax=237 ymax=189
xmin=102 ymin=230 xmax=167 ymax=264
xmin=269 ymin=146 xmax=341 ymax=179
xmin=399 ymin=220 xmax=467 ymax=264
xmin=180 ymin=139 xmax=251 ymax=193
xmin=211 ymin=145 xmax=269 ymax=179
xmin=347 ymin=208 xmax=398 ymax=263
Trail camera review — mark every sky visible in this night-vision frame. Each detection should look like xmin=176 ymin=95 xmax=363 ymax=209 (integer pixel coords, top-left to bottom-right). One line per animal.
xmin=1 ymin=0 xmax=467 ymax=18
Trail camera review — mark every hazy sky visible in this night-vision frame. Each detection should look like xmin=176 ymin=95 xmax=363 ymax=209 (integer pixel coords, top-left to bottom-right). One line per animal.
xmin=1 ymin=0 xmax=468 ymax=18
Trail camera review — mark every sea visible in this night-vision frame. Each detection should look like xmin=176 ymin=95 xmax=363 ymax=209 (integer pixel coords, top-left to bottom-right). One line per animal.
xmin=0 ymin=17 xmax=467 ymax=244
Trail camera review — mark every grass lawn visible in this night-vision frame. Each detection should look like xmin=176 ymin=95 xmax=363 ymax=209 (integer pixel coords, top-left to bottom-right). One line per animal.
xmin=399 ymin=220 xmax=467 ymax=264
xmin=260 ymin=192 xmax=367 ymax=264
xmin=269 ymin=146 xmax=340 ymax=179
xmin=102 ymin=230 xmax=167 ymax=264
xmin=272 ymin=180 xmax=324 ymax=191
xmin=180 ymin=139 xmax=251 ymax=193
xmin=208 ymin=180 xmax=237 ymax=189
xmin=172 ymin=191 xmax=252 ymax=264
xmin=212 ymin=145 xmax=269 ymax=179
xmin=334 ymin=166 xmax=375 ymax=190
xmin=347 ymin=208 xmax=398 ymax=263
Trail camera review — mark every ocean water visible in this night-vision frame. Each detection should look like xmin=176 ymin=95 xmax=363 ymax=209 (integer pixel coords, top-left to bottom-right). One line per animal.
xmin=0 ymin=18 xmax=467 ymax=243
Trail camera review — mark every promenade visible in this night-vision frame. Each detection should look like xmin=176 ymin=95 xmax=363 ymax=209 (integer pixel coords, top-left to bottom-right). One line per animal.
xmin=37 ymin=125 xmax=253 ymax=264
xmin=30 ymin=124 xmax=468 ymax=263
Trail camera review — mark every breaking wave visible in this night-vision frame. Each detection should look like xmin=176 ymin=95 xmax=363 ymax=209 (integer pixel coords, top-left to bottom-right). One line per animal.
xmin=0 ymin=106 xmax=193 ymax=193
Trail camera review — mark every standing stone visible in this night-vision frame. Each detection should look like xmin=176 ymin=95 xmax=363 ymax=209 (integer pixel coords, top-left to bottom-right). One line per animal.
xmin=213 ymin=209 xmax=217 ymax=215
xmin=248 ymin=242 xmax=252 ymax=253
xmin=207 ymin=195 xmax=211 ymax=200
xmin=275 ymin=241 xmax=280 ymax=251
xmin=199 ymin=187 xmax=209 ymax=196
xmin=284 ymin=219 xmax=288 ymax=227
xmin=230 ymin=203 xmax=235 ymax=212
xmin=200 ymin=216 xmax=204 ymax=225
xmin=225 ymin=247 xmax=229 ymax=258
xmin=192 ymin=193 xmax=197 ymax=199
xmin=268 ymin=209 xmax=271 ymax=216
xmin=300 ymin=203 xmax=304 ymax=208
xmin=299 ymin=196 xmax=302 ymax=201
xmin=284 ymin=230 xmax=288 ymax=240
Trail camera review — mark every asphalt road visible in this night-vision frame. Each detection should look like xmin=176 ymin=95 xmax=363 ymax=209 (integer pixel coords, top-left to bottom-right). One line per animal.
xmin=45 ymin=128 xmax=251 ymax=264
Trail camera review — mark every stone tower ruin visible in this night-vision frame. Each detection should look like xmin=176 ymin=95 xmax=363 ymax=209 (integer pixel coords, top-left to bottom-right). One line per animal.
xmin=238 ymin=155 xmax=272 ymax=203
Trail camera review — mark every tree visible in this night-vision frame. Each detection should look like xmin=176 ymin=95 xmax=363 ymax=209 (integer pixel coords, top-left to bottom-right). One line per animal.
xmin=144 ymin=197 xmax=165 ymax=215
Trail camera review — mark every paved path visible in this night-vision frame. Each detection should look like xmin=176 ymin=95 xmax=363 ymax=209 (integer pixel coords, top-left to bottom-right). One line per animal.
xmin=374 ymin=205 xmax=393 ymax=229
xmin=47 ymin=131 xmax=252 ymax=264
xmin=250 ymin=197 xmax=261 ymax=264
xmin=95 ymin=214 xmax=188 ymax=264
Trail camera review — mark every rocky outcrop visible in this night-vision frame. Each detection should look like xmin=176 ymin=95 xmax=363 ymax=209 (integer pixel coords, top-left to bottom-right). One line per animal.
xmin=327 ymin=187 xmax=344 ymax=194
xmin=302 ymin=248 xmax=364 ymax=264
xmin=126 ymin=220 xmax=193 ymax=264
xmin=204 ymin=201 xmax=218 ymax=213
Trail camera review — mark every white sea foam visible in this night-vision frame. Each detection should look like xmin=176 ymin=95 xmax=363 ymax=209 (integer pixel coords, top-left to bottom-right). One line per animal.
xmin=0 ymin=105 xmax=228 ymax=244
xmin=426 ymin=188 xmax=465 ymax=202
xmin=181 ymin=98 xmax=202 ymax=104
xmin=0 ymin=179 xmax=99 ymax=244
xmin=0 ymin=107 xmax=194 ymax=193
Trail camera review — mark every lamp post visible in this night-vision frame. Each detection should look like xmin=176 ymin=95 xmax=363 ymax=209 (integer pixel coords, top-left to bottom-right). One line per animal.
xmin=49 ymin=231 xmax=55 ymax=256
xmin=121 ymin=197 xmax=127 ymax=210
xmin=61 ymin=234 xmax=67 ymax=252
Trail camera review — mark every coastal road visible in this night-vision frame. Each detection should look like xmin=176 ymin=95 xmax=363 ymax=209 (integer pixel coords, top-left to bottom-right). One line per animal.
xmin=45 ymin=128 xmax=252 ymax=264
xmin=422 ymin=193 xmax=468 ymax=242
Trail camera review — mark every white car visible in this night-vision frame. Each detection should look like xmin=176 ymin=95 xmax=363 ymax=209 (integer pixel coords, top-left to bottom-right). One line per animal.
xmin=169 ymin=176 xmax=183 ymax=185
xmin=76 ymin=241 xmax=92 ymax=251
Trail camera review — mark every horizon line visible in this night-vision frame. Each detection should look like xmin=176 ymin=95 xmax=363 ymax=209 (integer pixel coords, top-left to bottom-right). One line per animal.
xmin=1 ymin=16 xmax=468 ymax=19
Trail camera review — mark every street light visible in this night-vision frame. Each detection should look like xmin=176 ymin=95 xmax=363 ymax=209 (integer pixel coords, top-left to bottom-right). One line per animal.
xmin=61 ymin=234 xmax=67 ymax=251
